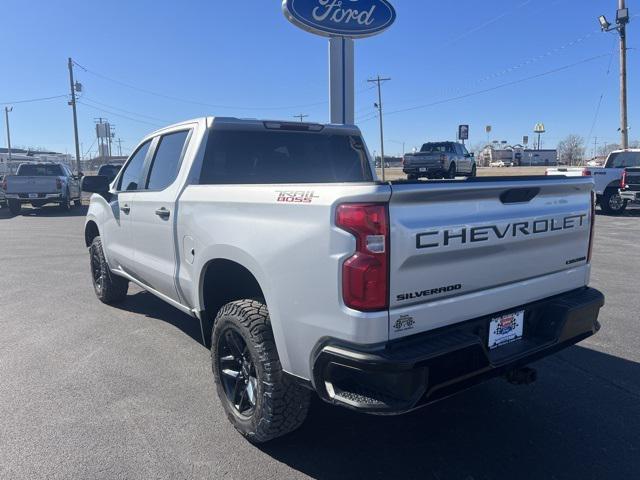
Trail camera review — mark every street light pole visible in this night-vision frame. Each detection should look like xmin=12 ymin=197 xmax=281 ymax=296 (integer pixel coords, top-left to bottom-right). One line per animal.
xmin=4 ymin=106 xmax=13 ymax=161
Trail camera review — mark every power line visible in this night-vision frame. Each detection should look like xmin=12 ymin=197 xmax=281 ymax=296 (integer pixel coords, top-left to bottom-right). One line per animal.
xmin=77 ymin=101 xmax=163 ymax=127
xmin=0 ymin=94 xmax=67 ymax=106
xmin=81 ymin=97 xmax=171 ymax=123
xmin=358 ymin=53 xmax=612 ymax=123
xmin=73 ymin=60 xmax=328 ymax=111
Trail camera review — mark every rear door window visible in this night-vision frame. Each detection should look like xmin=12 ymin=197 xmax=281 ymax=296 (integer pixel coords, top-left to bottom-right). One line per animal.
xmin=199 ymin=130 xmax=373 ymax=184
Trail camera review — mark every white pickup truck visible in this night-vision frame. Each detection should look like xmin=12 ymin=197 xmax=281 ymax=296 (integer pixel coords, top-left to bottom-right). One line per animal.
xmin=546 ymin=149 xmax=640 ymax=215
xmin=83 ymin=117 xmax=604 ymax=443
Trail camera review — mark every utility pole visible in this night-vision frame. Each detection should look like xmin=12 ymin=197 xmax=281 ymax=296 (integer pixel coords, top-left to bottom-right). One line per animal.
xmin=368 ymin=75 xmax=391 ymax=182
xmin=294 ymin=114 xmax=309 ymax=122
xmin=4 ymin=106 xmax=13 ymax=161
xmin=618 ymin=0 xmax=629 ymax=149
xmin=116 ymin=138 xmax=123 ymax=157
xmin=67 ymin=58 xmax=82 ymax=174
xmin=599 ymin=2 xmax=630 ymax=149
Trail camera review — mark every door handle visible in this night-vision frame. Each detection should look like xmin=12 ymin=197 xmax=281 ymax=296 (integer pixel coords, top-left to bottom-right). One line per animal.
xmin=120 ymin=204 xmax=131 ymax=214
xmin=155 ymin=207 xmax=170 ymax=219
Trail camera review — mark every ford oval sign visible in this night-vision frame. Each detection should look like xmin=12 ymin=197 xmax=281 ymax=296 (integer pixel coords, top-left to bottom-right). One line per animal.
xmin=283 ymin=0 xmax=396 ymax=38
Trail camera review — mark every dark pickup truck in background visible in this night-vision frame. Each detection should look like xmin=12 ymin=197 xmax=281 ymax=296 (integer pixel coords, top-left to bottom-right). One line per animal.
xmin=620 ymin=168 xmax=640 ymax=206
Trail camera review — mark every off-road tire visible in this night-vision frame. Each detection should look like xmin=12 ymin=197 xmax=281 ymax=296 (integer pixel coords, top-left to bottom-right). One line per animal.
xmin=211 ymin=299 xmax=310 ymax=443
xmin=469 ymin=165 xmax=477 ymax=178
xmin=8 ymin=199 xmax=21 ymax=215
xmin=600 ymin=188 xmax=627 ymax=216
xmin=89 ymin=236 xmax=128 ymax=304
xmin=407 ymin=173 xmax=418 ymax=181
xmin=73 ymin=198 xmax=83 ymax=207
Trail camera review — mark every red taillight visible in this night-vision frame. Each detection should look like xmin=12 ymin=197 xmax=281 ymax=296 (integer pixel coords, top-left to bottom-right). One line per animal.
xmin=621 ymin=169 xmax=627 ymax=189
xmin=582 ymin=169 xmax=592 ymax=177
xmin=588 ymin=191 xmax=596 ymax=263
xmin=56 ymin=178 xmax=62 ymax=190
xmin=336 ymin=204 xmax=389 ymax=312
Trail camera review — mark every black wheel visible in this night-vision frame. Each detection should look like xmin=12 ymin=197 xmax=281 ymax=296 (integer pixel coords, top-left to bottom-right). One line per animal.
xmin=600 ymin=189 xmax=627 ymax=215
xmin=60 ymin=190 xmax=71 ymax=211
xmin=89 ymin=236 xmax=128 ymax=304
xmin=407 ymin=174 xmax=418 ymax=181
xmin=469 ymin=165 xmax=477 ymax=178
xmin=446 ymin=163 xmax=457 ymax=179
xmin=73 ymin=199 xmax=82 ymax=207
xmin=8 ymin=199 xmax=21 ymax=215
xmin=212 ymin=300 xmax=310 ymax=443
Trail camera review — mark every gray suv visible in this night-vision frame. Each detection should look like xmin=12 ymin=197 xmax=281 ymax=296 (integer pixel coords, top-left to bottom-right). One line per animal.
xmin=403 ymin=141 xmax=477 ymax=180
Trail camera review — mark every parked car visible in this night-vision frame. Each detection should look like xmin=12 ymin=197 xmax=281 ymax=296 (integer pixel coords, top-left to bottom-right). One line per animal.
xmin=83 ymin=117 xmax=603 ymax=443
xmin=490 ymin=160 xmax=507 ymax=168
xmin=97 ymin=164 xmax=123 ymax=183
xmin=546 ymin=149 xmax=640 ymax=215
xmin=2 ymin=163 xmax=82 ymax=215
xmin=620 ymin=167 xmax=640 ymax=205
xmin=403 ymin=141 xmax=476 ymax=179
xmin=0 ymin=175 xmax=6 ymax=208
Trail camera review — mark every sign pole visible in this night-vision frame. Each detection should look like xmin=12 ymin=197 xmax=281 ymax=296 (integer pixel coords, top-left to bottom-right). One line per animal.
xmin=329 ymin=37 xmax=354 ymax=125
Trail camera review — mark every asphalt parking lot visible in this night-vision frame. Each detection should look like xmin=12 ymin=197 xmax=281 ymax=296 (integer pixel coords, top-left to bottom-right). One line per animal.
xmin=1 ymin=204 xmax=639 ymax=480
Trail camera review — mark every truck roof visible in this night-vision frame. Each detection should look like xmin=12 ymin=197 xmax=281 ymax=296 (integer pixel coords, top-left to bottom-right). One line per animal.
xmin=146 ymin=117 xmax=361 ymax=138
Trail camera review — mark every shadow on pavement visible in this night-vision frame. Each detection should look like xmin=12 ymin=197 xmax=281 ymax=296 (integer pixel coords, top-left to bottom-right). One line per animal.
xmin=0 ymin=205 xmax=89 ymax=218
xmin=116 ymin=291 xmax=205 ymax=346
xmin=114 ymin=290 xmax=640 ymax=479
xmin=260 ymin=346 xmax=640 ymax=479
xmin=596 ymin=205 xmax=640 ymax=218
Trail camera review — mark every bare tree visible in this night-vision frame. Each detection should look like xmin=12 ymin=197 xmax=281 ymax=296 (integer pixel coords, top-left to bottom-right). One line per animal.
xmin=557 ymin=135 xmax=586 ymax=166
xmin=598 ymin=143 xmax=621 ymax=157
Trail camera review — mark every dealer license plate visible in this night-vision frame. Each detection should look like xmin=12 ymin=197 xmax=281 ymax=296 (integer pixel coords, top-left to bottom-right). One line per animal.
xmin=28 ymin=193 xmax=38 ymax=199
xmin=488 ymin=311 xmax=524 ymax=349
xmin=419 ymin=168 xmax=427 ymax=172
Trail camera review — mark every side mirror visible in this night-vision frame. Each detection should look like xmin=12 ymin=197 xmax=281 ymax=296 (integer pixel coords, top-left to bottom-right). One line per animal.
xmin=82 ymin=175 xmax=110 ymax=195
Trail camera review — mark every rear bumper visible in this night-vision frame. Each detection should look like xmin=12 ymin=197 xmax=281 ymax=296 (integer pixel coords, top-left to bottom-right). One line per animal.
xmin=620 ymin=189 xmax=640 ymax=203
xmin=5 ymin=193 xmax=63 ymax=202
xmin=312 ymin=287 xmax=604 ymax=414
xmin=403 ymin=166 xmax=445 ymax=177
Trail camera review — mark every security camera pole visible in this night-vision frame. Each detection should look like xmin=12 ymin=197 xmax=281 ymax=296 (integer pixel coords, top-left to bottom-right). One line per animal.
xmin=368 ymin=75 xmax=391 ymax=182
xmin=599 ymin=0 xmax=631 ymax=149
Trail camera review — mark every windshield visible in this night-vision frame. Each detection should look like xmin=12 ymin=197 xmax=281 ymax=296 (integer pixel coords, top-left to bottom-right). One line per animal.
xmin=98 ymin=166 xmax=121 ymax=177
xmin=199 ymin=130 xmax=373 ymax=184
xmin=606 ymin=152 xmax=640 ymax=168
xmin=420 ymin=143 xmax=453 ymax=154
xmin=17 ymin=164 xmax=64 ymax=176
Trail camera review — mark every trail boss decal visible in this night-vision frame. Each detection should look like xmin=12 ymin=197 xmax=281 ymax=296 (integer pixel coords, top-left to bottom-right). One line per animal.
xmin=417 ymin=214 xmax=587 ymax=249
xmin=276 ymin=191 xmax=319 ymax=204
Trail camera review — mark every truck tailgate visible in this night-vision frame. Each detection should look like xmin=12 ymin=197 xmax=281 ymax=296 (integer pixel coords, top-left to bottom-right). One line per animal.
xmin=6 ymin=176 xmax=59 ymax=194
xmin=388 ymin=178 xmax=594 ymax=340
xmin=406 ymin=154 xmax=442 ymax=167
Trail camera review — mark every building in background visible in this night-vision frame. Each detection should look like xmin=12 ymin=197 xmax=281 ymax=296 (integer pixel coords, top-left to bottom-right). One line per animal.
xmin=0 ymin=148 xmax=73 ymax=175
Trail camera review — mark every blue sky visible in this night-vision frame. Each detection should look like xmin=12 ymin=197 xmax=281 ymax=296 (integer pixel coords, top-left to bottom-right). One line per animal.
xmin=1 ymin=0 xmax=637 ymax=157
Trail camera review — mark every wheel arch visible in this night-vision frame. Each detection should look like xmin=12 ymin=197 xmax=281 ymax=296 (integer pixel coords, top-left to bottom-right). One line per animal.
xmin=84 ymin=219 xmax=100 ymax=247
